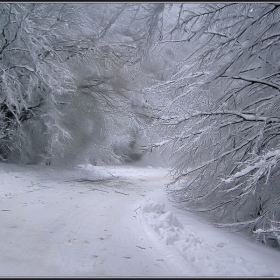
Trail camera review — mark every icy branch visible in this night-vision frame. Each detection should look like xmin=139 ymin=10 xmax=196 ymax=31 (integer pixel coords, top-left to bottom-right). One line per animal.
xmin=159 ymin=111 xmax=269 ymax=125
xmin=223 ymin=149 xmax=280 ymax=184
xmin=231 ymin=75 xmax=280 ymax=91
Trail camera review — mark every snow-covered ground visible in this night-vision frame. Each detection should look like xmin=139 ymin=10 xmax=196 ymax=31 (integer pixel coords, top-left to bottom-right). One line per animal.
xmin=0 ymin=162 xmax=279 ymax=277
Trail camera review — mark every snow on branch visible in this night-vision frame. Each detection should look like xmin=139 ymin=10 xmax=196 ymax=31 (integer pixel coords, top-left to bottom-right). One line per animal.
xmin=215 ymin=215 xmax=264 ymax=229
xmin=231 ymin=75 xmax=280 ymax=91
xmin=175 ymin=134 xmax=259 ymax=179
xmin=254 ymin=227 xmax=280 ymax=234
xmin=204 ymin=31 xmax=228 ymax=38
xmin=150 ymin=139 xmax=170 ymax=149
xmin=222 ymin=149 xmax=280 ymax=185
xmin=143 ymin=75 xmax=203 ymax=94
xmin=159 ymin=110 xmax=269 ymax=125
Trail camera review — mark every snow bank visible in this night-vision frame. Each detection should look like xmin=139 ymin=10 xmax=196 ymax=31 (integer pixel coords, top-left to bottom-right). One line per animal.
xmin=140 ymin=200 xmax=275 ymax=276
xmin=141 ymin=202 xmax=183 ymax=245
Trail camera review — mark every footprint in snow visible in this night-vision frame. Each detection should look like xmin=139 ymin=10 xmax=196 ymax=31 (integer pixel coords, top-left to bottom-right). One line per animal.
xmin=216 ymin=241 xmax=227 ymax=248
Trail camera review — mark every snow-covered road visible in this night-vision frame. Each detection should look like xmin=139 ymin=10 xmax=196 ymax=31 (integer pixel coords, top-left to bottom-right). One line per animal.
xmin=0 ymin=163 xmax=280 ymax=276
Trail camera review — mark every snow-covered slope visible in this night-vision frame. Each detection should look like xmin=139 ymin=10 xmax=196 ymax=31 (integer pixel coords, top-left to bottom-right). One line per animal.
xmin=0 ymin=163 xmax=279 ymax=276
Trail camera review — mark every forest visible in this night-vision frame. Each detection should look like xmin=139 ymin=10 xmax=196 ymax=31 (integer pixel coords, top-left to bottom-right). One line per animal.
xmin=1 ymin=3 xmax=280 ymax=250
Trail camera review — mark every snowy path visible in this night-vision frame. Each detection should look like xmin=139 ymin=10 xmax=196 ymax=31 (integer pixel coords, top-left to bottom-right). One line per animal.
xmin=0 ymin=163 xmax=280 ymax=276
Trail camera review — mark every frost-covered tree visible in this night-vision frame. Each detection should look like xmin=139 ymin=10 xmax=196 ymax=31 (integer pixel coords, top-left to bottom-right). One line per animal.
xmin=0 ymin=3 xmax=164 ymax=165
xmin=143 ymin=3 xmax=280 ymax=248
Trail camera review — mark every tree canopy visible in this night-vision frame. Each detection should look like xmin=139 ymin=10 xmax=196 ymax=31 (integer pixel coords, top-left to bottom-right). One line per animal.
xmin=142 ymin=3 xmax=280 ymax=248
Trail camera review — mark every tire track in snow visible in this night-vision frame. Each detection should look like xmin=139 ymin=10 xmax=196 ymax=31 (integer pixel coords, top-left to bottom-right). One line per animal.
xmin=0 ymin=164 xmax=178 ymax=276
